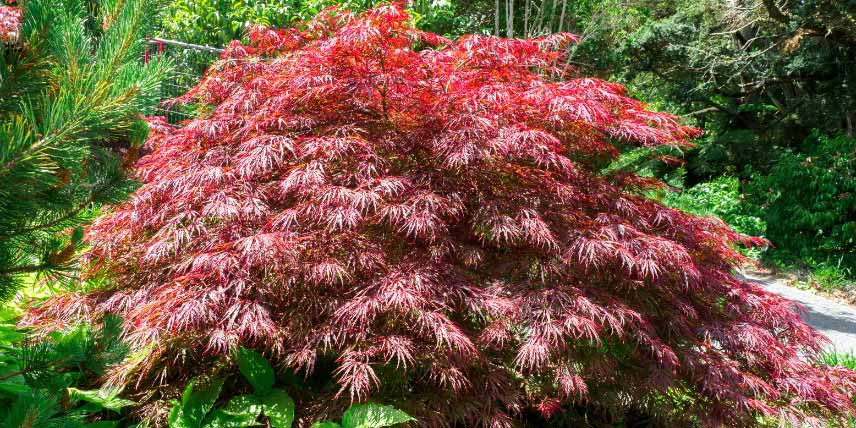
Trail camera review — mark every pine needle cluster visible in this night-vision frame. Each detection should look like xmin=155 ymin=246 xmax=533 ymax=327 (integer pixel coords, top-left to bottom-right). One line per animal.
xmin=0 ymin=0 xmax=170 ymax=299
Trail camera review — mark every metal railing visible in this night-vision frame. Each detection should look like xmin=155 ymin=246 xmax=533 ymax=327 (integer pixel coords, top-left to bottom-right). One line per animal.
xmin=144 ymin=37 xmax=224 ymax=124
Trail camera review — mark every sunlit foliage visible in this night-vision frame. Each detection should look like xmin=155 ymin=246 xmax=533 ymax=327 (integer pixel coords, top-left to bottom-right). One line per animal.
xmin=0 ymin=0 xmax=169 ymax=299
xmin=0 ymin=5 xmax=20 ymax=42
xmin=27 ymin=5 xmax=856 ymax=427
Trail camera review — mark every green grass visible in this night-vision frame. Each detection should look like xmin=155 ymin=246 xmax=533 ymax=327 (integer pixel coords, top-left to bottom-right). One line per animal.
xmin=785 ymin=260 xmax=855 ymax=295
xmin=819 ymin=351 xmax=856 ymax=371
xmin=808 ymin=263 xmax=854 ymax=293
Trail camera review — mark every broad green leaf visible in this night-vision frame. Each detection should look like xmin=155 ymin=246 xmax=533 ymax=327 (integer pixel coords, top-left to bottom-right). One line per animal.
xmin=199 ymin=392 xmax=263 ymax=428
xmin=0 ymin=308 xmax=20 ymax=323
xmin=341 ymin=403 xmax=414 ymax=428
xmin=260 ymin=389 xmax=295 ymax=428
xmin=78 ymin=403 xmax=106 ymax=414
xmin=169 ymin=400 xmax=190 ymax=428
xmin=0 ymin=326 xmax=24 ymax=343
xmin=204 ymin=409 xmax=261 ymax=428
xmin=180 ymin=378 xmax=225 ymax=428
xmin=234 ymin=347 xmax=275 ymax=395
xmin=68 ymin=387 xmax=136 ymax=412
xmin=310 ymin=423 xmax=342 ymax=428
xmin=84 ymin=422 xmax=120 ymax=428
xmin=223 ymin=394 xmax=263 ymax=416
xmin=0 ymin=381 xmax=29 ymax=396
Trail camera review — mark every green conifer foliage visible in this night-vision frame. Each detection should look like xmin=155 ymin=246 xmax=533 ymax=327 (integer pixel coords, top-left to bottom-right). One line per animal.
xmin=0 ymin=0 xmax=170 ymax=299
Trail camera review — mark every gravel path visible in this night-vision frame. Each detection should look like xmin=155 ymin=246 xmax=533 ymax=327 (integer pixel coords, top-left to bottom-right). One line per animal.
xmin=742 ymin=271 xmax=856 ymax=354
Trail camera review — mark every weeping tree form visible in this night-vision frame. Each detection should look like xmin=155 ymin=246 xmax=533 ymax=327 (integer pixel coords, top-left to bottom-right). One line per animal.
xmin=27 ymin=5 xmax=856 ymax=427
xmin=0 ymin=0 xmax=169 ymax=299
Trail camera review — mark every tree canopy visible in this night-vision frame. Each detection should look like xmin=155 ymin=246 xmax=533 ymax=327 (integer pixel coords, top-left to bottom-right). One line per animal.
xmin=25 ymin=6 xmax=856 ymax=427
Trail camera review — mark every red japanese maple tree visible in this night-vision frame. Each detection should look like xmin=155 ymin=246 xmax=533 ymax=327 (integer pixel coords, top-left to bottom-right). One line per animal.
xmin=0 ymin=5 xmax=20 ymax=43
xmin=27 ymin=5 xmax=856 ymax=427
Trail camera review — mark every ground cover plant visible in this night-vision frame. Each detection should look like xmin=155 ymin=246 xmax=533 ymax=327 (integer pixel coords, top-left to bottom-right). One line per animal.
xmin=0 ymin=313 xmax=133 ymax=428
xmin=167 ymin=345 xmax=412 ymax=428
xmin=23 ymin=4 xmax=856 ymax=428
xmin=168 ymin=346 xmax=296 ymax=428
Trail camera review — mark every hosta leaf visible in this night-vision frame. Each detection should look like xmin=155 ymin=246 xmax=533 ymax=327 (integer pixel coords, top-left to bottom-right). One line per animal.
xmin=310 ymin=423 xmax=342 ymax=428
xmin=204 ymin=409 xmax=261 ymax=428
xmin=200 ymin=394 xmax=263 ymax=428
xmin=234 ymin=347 xmax=275 ymax=395
xmin=223 ymin=394 xmax=263 ymax=416
xmin=341 ymin=403 xmax=414 ymax=428
xmin=179 ymin=378 xmax=225 ymax=428
xmin=261 ymin=389 xmax=295 ymax=428
xmin=169 ymin=400 xmax=191 ymax=428
xmin=84 ymin=422 xmax=119 ymax=428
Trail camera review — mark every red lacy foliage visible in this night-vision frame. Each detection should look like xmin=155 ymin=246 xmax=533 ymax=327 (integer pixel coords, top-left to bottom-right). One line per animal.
xmin=26 ymin=5 xmax=856 ymax=427
xmin=0 ymin=5 xmax=20 ymax=43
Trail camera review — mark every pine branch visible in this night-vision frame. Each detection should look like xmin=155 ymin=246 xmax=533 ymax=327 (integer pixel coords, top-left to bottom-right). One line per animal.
xmin=0 ymin=186 xmax=99 ymax=240
xmin=0 ymin=369 xmax=27 ymax=381
xmin=0 ymin=263 xmax=50 ymax=275
xmin=0 ymin=110 xmax=87 ymax=181
xmin=0 ymin=0 xmax=169 ymax=303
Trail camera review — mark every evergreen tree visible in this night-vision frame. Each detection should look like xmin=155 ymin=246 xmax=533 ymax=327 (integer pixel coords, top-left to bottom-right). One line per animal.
xmin=0 ymin=0 xmax=170 ymax=299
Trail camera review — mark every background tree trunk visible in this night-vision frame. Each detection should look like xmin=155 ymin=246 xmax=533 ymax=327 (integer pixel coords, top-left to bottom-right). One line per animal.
xmin=494 ymin=0 xmax=500 ymax=36
xmin=506 ymin=0 xmax=514 ymax=37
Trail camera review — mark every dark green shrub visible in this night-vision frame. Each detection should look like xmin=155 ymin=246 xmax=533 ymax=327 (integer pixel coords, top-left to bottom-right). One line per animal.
xmin=747 ymin=132 xmax=856 ymax=272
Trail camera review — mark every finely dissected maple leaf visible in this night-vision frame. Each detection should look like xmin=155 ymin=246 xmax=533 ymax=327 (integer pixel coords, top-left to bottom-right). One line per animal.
xmin=25 ymin=5 xmax=856 ymax=427
xmin=0 ymin=5 xmax=20 ymax=43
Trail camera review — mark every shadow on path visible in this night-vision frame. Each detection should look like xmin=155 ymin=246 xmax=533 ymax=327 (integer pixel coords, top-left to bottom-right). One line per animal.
xmin=741 ymin=270 xmax=856 ymax=353
xmin=801 ymin=305 xmax=856 ymax=336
